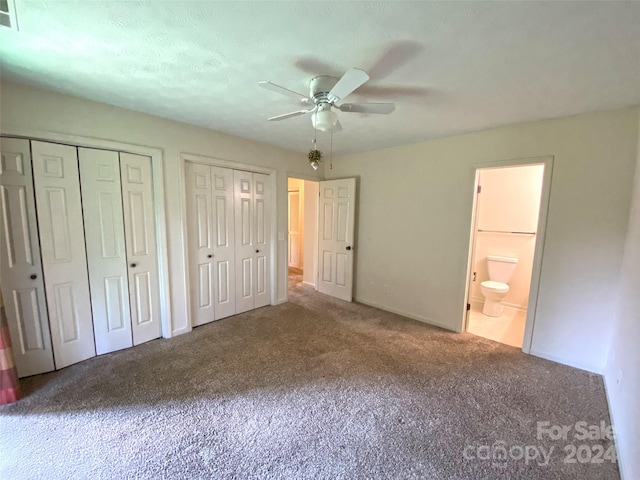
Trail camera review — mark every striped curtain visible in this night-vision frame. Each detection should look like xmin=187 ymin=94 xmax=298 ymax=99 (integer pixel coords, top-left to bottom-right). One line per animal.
xmin=0 ymin=306 xmax=21 ymax=404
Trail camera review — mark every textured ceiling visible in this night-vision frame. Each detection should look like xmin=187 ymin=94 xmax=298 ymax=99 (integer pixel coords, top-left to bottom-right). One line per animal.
xmin=1 ymin=1 xmax=639 ymax=155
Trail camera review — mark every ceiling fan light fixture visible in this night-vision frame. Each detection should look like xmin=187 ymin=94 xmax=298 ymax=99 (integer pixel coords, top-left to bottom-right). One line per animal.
xmin=312 ymin=108 xmax=338 ymax=132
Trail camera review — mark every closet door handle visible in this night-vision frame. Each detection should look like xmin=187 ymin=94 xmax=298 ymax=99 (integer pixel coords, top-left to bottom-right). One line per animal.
xmin=130 ymin=263 xmax=137 ymax=268
xmin=207 ymin=254 xmax=213 ymax=258
xmin=30 ymin=274 xmax=37 ymax=280
xmin=346 ymin=246 xmax=352 ymax=251
xmin=255 ymin=249 xmax=260 ymax=253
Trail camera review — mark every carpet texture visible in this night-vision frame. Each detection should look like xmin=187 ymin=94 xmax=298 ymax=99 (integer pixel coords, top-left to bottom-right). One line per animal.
xmin=0 ymin=275 xmax=619 ymax=479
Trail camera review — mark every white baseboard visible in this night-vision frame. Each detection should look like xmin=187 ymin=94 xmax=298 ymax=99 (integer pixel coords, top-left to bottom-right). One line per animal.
xmin=354 ymin=297 xmax=457 ymax=332
xmin=529 ymin=348 xmax=602 ymax=374
xmin=602 ymin=371 xmax=628 ymax=480
xmin=302 ymin=281 xmax=317 ymax=289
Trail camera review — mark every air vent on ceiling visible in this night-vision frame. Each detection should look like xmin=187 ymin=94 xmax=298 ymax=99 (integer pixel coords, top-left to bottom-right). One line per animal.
xmin=0 ymin=0 xmax=18 ymax=30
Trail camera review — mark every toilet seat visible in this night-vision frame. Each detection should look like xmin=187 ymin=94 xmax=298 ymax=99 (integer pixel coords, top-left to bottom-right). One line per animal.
xmin=480 ymin=280 xmax=509 ymax=292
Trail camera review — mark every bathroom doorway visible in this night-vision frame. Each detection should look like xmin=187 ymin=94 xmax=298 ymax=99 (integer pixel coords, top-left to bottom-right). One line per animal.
xmin=463 ymin=159 xmax=552 ymax=350
xmin=287 ymin=177 xmax=319 ymax=294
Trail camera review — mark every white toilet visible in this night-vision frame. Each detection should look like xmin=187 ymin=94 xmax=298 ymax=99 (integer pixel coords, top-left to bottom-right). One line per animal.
xmin=480 ymin=256 xmax=518 ymax=317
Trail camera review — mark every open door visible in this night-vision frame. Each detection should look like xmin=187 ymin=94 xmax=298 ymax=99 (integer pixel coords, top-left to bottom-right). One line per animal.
xmin=317 ymin=178 xmax=356 ymax=301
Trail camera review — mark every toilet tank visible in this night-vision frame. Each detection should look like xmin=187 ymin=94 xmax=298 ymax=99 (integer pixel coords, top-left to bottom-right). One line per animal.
xmin=486 ymin=256 xmax=518 ymax=283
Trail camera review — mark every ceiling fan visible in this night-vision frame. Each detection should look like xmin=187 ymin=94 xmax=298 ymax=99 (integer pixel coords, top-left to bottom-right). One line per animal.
xmin=259 ymin=68 xmax=396 ymax=132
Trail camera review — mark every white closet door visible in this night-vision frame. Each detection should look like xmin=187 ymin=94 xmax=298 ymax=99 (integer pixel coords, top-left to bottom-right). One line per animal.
xmin=210 ymin=166 xmax=236 ymax=320
xmin=31 ymin=141 xmax=95 ymax=368
xmin=120 ymin=152 xmax=161 ymax=345
xmin=186 ymin=163 xmax=236 ymax=325
xmin=234 ymin=170 xmax=255 ymax=314
xmin=253 ymin=173 xmax=270 ymax=309
xmin=0 ymin=138 xmax=54 ymax=377
xmin=186 ymin=162 xmax=215 ymax=326
xmin=234 ymin=170 xmax=271 ymax=313
xmin=79 ymin=148 xmax=132 ymax=355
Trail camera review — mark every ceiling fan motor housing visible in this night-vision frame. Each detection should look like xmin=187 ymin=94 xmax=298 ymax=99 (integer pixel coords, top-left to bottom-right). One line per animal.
xmin=309 ymin=75 xmax=338 ymax=105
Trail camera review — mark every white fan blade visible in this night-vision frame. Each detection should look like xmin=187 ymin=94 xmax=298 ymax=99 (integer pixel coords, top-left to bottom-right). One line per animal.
xmin=268 ymin=109 xmax=313 ymax=121
xmin=339 ymin=103 xmax=395 ymax=114
xmin=327 ymin=68 xmax=369 ymax=103
xmin=259 ymin=81 xmax=311 ymax=102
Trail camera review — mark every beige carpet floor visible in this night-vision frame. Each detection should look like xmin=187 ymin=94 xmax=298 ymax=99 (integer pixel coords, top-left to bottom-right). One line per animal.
xmin=0 ymin=274 xmax=618 ymax=479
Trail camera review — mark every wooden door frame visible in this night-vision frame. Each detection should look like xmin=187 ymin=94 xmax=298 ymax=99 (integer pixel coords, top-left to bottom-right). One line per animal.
xmin=460 ymin=155 xmax=554 ymax=354
xmin=179 ymin=153 xmax=278 ymax=328
xmin=0 ymin=127 xmax=173 ymax=339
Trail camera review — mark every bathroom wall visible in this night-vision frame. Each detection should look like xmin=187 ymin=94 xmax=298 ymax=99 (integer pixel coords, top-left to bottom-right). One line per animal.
xmin=470 ymin=165 xmax=545 ymax=309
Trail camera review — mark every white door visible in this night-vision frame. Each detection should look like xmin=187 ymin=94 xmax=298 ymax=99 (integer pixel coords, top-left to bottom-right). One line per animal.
xmin=186 ymin=162 xmax=215 ymax=326
xmin=79 ymin=147 xmax=132 ymax=355
xmin=253 ymin=173 xmax=270 ymax=309
xmin=234 ymin=171 xmax=271 ymax=313
xmin=120 ymin=152 xmax=161 ymax=345
xmin=0 ymin=138 xmax=54 ymax=377
xmin=31 ymin=141 xmax=96 ymax=369
xmin=210 ymin=166 xmax=236 ymax=319
xmin=185 ymin=163 xmax=236 ymax=325
xmin=288 ymin=190 xmax=302 ymax=268
xmin=318 ymin=178 xmax=356 ymax=302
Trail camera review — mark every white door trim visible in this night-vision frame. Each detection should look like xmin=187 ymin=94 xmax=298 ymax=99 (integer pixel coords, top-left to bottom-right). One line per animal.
xmin=179 ymin=152 xmax=278 ymax=328
xmin=460 ymin=155 xmax=554 ymax=354
xmin=0 ymin=126 xmax=172 ymax=339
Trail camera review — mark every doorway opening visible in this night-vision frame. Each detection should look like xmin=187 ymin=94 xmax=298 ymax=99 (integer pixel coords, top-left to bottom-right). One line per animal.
xmin=287 ymin=177 xmax=319 ymax=294
xmin=464 ymin=163 xmax=547 ymax=349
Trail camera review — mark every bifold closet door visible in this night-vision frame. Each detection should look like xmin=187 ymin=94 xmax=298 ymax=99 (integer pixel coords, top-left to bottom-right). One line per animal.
xmin=31 ymin=141 xmax=96 ymax=369
xmin=185 ymin=162 xmax=235 ymax=326
xmin=234 ymin=170 xmax=270 ymax=314
xmin=79 ymin=148 xmax=133 ymax=355
xmin=120 ymin=152 xmax=161 ymax=345
xmin=0 ymin=138 xmax=54 ymax=377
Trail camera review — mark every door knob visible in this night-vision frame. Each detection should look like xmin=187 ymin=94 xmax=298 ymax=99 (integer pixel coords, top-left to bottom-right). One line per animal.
xmin=207 ymin=254 xmax=213 ymax=258
xmin=130 ymin=263 xmax=137 ymax=268
xmin=346 ymin=246 xmax=352 ymax=251
xmin=30 ymin=274 xmax=37 ymax=280
xmin=255 ymin=249 xmax=260 ymax=253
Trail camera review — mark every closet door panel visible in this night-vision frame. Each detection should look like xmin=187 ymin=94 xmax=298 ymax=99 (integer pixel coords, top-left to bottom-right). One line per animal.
xmin=79 ymin=148 xmax=132 ymax=355
xmin=120 ymin=152 xmax=161 ymax=345
xmin=253 ymin=174 xmax=270 ymax=308
xmin=234 ymin=170 xmax=255 ymax=314
xmin=211 ymin=166 xmax=235 ymax=320
xmin=0 ymin=138 xmax=54 ymax=376
xmin=186 ymin=162 xmax=215 ymax=326
xmin=31 ymin=141 xmax=95 ymax=369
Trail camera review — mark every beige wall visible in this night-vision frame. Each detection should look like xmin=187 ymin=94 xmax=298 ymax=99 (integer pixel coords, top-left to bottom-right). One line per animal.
xmin=326 ymin=107 xmax=639 ymax=373
xmin=470 ymin=165 xmax=544 ymax=309
xmin=0 ymin=81 xmax=321 ymax=336
xmin=604 ymin=109 xmax=640 ymax=479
